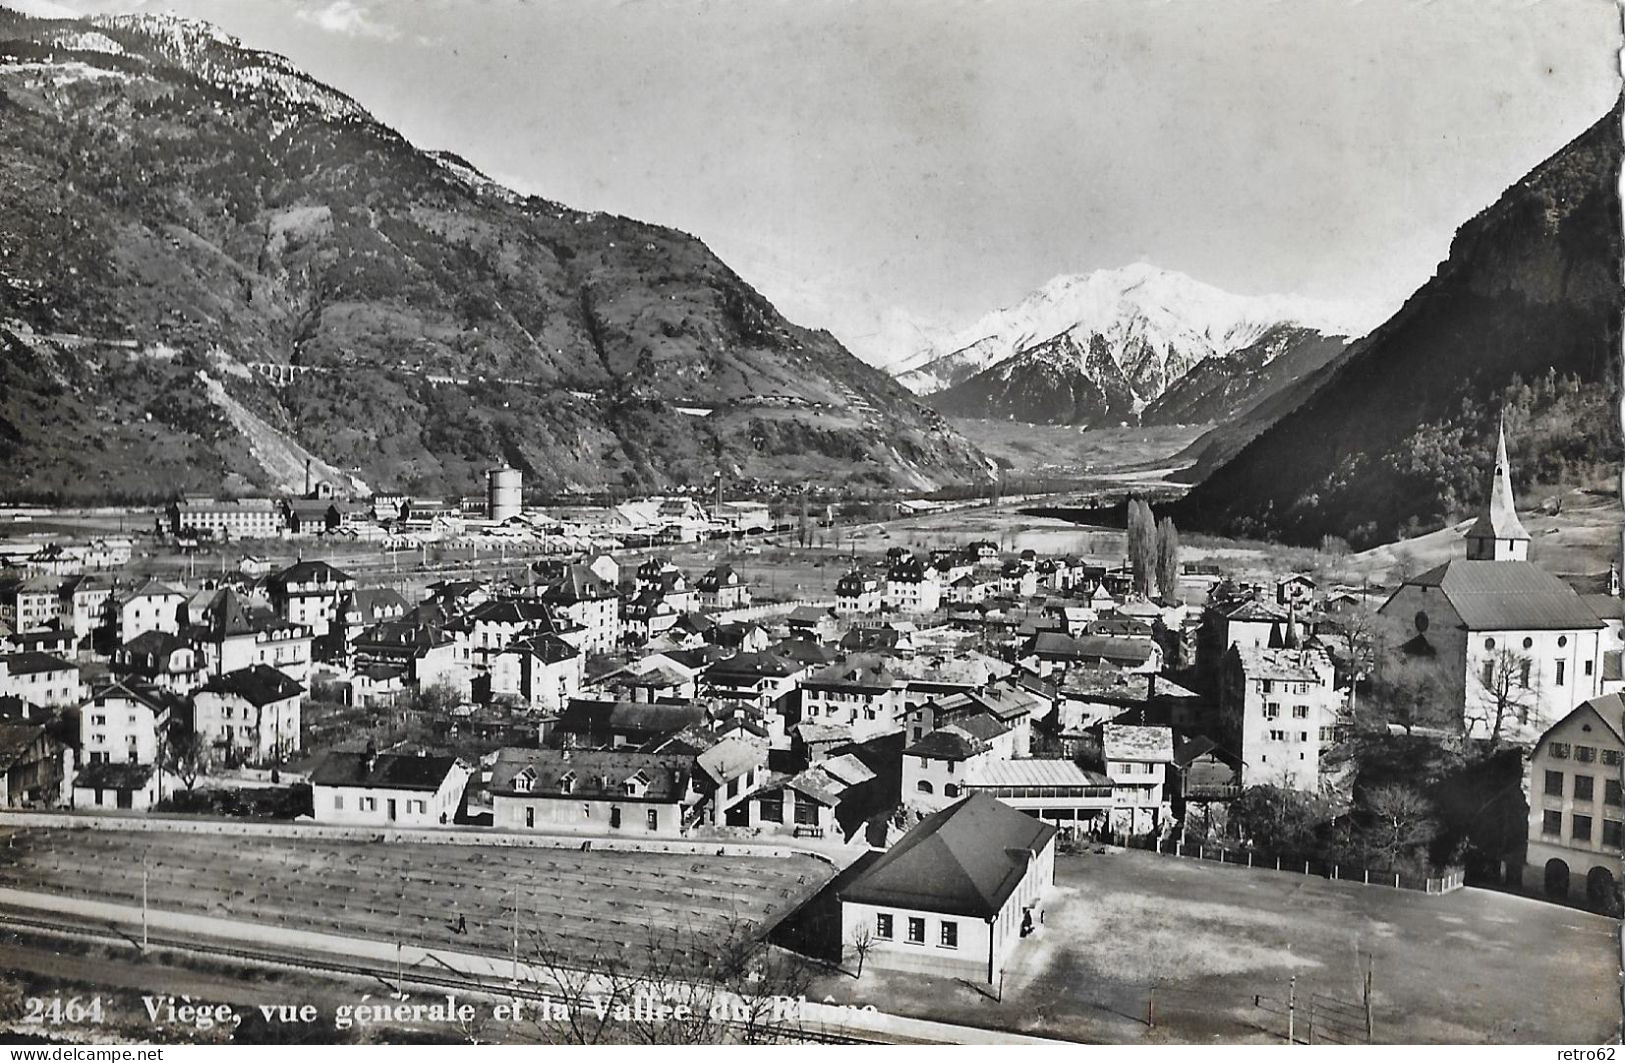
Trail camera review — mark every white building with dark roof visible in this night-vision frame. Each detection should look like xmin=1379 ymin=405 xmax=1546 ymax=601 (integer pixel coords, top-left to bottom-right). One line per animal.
xmin=1220 ymin=645 xmax=1342 ymax=792
xmin=1379 ymin=426 xmax=1608 ymax=744
xmin=839 ymin=792 xmax=1056 ymax=984
xmin=1524 ymin=693 xmax=1625 ymax=910
xmin=488 ymin=747 xmax=696 ymax=835
xmin=310 ymin=749 xmax=468 ymax=827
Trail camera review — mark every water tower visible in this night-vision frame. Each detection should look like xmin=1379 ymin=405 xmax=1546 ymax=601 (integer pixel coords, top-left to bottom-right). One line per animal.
xmin=487 ymin=464 xmax=522 ymax=522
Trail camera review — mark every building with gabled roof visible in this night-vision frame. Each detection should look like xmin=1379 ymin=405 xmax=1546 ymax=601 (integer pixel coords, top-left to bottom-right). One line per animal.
xmin=0 ymin=721 xmax=67 ymax=807
xmin=1523 ymin=694 xmax=1625 ymax=909
xmin=1378 ymin=429 xmax=1608 ymax=744
xmin=839 ymin=792 xmax=1056 ymax=984
xmin=310 ymin=748 xmax=468 ymax=827
xmin=489 ymin=746 xmax=696 ymax=835
xmin=192 ymin=664 xmax=305 ymax=765
xmin=745 ymin=752 xmax=878 ymax=840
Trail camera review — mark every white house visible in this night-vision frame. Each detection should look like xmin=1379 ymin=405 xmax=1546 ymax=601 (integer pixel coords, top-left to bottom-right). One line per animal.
xmin=488 ymin=747 xmax=696 ymax=836
xmin=840 ymin=793 xmax=1056 ymax=985
xmin=191 ymin=664 xmax=304 ymax=765
xmin=310 ymin=750 xmax=469 ymax=827
xmin=1220 ymin=644 xmax=1342 ymax=791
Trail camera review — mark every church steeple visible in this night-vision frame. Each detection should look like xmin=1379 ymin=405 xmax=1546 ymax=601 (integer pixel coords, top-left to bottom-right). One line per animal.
xmin=1464 ymin=419 xmax=1529 ymax=561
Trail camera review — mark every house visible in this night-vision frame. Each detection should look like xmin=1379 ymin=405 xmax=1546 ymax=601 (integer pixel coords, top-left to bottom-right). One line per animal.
xmin=59 ymin=574 xmax=113 ymax=643
xmin=1022 ymin=632 xmax=1161 ymax=677
xmin=746 ymin=753 xmax=877 ymax=839
xmin=1277 ymin=574 xmax=1317 ymax=607
xmin=695 ymin=565 xmax=750 ymax=611
xmin=538 ymin=564 xmax=621 ymax=653
xmin=799 ymin=657 xmax=908 ymax=742
xmin=1220 ymin=645 xmax=1341 ymax=792
xmin=835 ymin=570 xmax=883 ymax=616
xmin=111 ymin=579 xmax=187 ymax=644
xmin=265 ymin=561 xmax=355 ymax=640
xmin=333 ymin=588 xmax=411 ymax=663
xmin=902 ymin=716 xmax=1006 ymax=813
xmin=191 ymin=665 xmax=305 ymax=765
xmin=1523 ymin=694 xmax=1625 ymax=909
xmin=79 ymin=678 xmax=184 ymax=767
xmin=71 ymin=761 xmax=161 ymax=812
xmin=839 ymin=792 xmax=1056 ymax=984
xmin=310 ymin=749 xmax=469 ymax=826
xmin=488 ymin=747 xmax=696 ymax=835
xmin=701 ymin=651 xmax=809 ymax=739
xmin=962 ymin=758 xmax=1113 ymax=834
xmin=0 ymin=652 xmax=80 ymax=709
xmin=784 ymin=605 xmax=838 ymax=644
xmin=484 ymin=633 xmax=582 ymax=711
xmin=187 ymin=586 xmax=314 ymax=685
xmin=550 ymin=699 xmax=709 ymax=749
xmin=690 ymin=735 xmax=770 ymax=826
xmin=1378 ymin=426 xmax=1608 ymax=743
xmin=885 ymin=555 xmax=941 ymax=615
xmin=0 ymin=721 xmax=67 ymax=807
xmin=1102 ymin=723 xmax=1174 ymax=834
xmin=112 ymin=631 xmax=203 ymax=695
xmin=9 ymin=576 xmax=61 ymax=633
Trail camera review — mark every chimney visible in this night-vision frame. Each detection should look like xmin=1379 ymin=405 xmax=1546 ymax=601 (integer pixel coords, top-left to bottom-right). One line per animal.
xmin=304 ymin=458 xmax=312 ymax=498
xmin=363 ymin=740 xmax=377 ymax=773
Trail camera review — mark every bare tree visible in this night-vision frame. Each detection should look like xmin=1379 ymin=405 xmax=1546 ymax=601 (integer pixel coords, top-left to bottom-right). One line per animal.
xmin=848 ymin=924 xmax=876 ymax=978
xmin=1472 ymin=646 xmax=1540 ymax=748
xmin=1358 ymin=783 xmax=1437 ymax=869
xmin=162 ymin=730 xmax=212 ymax=792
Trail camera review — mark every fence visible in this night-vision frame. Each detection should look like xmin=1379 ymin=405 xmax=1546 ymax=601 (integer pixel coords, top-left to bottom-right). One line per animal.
xmin=1116 ymin=833 xmax=1465 ymax=895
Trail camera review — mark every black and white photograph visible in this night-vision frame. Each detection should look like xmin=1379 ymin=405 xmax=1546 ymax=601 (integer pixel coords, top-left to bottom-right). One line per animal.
xmin=0 ymin=0 xmax=1621 ymax=1049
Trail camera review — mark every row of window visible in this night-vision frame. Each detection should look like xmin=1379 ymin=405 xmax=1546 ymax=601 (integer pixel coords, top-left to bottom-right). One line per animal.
xmin=915 ymin=781 xmax=962 ymax=797
xmin=1262 ymin=704 xmax=1313 ymax=720
xmin=875 ymin=913 xmax=957 ymax=949
xmin=1543 ymin=771 xmax=1623 ymax=805
xmin=518 ymin=805 xmax=659 ymax=830
xmin=335 ymin=795 xmax=430 ymax=815
xmin=1541 ymin=810 xmax=1623 ymax=848
xmin=1548 ymin=743 xmax=1619 ymax=765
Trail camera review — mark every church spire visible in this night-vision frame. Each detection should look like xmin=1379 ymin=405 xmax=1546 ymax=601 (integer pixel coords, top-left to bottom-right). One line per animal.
xmin=1464 ymin=418 xmax=1530 ymax=561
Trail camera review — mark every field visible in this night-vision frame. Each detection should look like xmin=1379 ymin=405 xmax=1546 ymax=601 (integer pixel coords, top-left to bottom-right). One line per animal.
xmin=812 ymin=848 xmax=1619 ymax=1044
xmin=0 ymin=828 xmax=833 ymax=974
xmin=949 ymin=420 xmax=1208 ymax=482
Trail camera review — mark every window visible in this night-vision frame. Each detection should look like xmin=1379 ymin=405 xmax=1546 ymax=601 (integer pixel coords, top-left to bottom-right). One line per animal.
xmin=1606 ymin=750 xmax=1622 ymax=767
xmin=944 ymin=784 xmax=960 ymax=798
xmin=907 ymin=918 xmax=925 ymax=944
xmin=1574 ymin=814 xmax=1594 ymax=842
xmin=794 ymin=800 xmax=818 ymax=826
xmin=1264 ymin=703 xmax=1280 ymax=719
xmin=759 ymin=794 xmax=783 ymax=822
xmin=1575 ymin=775 xmax=1595 ymax=801
xmin=917 ymin=780 xmax=934 ymax=794
xmin=946 ymin=761 xmax=956 ymax=775
xmin=1543 ymin=810 xmax=1562 ymax=836
xmin=940 ymin=921 xmax=958 ymax=949
xmin=333 ymin=795 xmax=344 ymax=811
xmin=919 ymin=757 xmax=928 ymax=768
xmin=647 ymin=808 xmax=659 ymax=831
xmin=1520 ymin=661 xmax=1532 ymax=688
xmin=1578 ymin=746 xmax=1597 ymax=763
xmin=1319 ymin=726 xmax=1335 ymax=742
xmin=1609 ymin=781 xmax=1623 ymax=807
xmin=1606 ymin=820 xmax=1624 ymax=849
xmin=1552 ymin=743 xmax=1571 ymax=760
xmin=1292 ymin=706 xmax=1309 ymax=719
xmin=1546 ymin=771 xmax=1564 ymax=797
xmin=1269 ymin=729 xmax=1285 ymax=741
xmin=875 ymin=914 xmax=893 ymax=940
xmin=1482 ymin=662 xmax=1494 ymax=688
xmin=1556 ymin=660 xmax=1566 ymax=687
xmin=1587 ymin=660 xmax=1596 ymax=677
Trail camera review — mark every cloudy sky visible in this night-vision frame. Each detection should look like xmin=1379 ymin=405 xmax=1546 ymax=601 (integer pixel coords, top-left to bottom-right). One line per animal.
xmin=15 ymin=0 xmax=1622 ymax=364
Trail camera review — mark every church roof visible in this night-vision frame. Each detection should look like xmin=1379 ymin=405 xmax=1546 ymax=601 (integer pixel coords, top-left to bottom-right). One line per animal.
xmin=1407 ymin=560 xmax=1604 ymax=631
xmin=1465 ymin=423 xmax=1530 ymax=545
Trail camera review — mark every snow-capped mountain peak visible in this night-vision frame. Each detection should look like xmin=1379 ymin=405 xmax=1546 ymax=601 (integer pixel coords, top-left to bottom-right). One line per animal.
xmin=894 ymin=264 xmax=1382 ymax=395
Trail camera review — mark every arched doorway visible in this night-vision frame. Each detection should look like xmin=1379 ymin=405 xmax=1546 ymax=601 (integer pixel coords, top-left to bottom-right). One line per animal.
xmin=1586 ymin=866 xmax=1619 ymax=913
xmin=1544 ymin=858 xmax=1571 ymax=898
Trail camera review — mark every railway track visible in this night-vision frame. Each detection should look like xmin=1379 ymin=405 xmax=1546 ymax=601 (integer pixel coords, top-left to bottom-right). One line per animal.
xmin=0 ymin=908 xmax=890 ymax=1045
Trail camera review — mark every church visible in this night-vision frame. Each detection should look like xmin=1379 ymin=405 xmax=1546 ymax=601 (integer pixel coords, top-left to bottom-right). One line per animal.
xmin=1378 ymin=425 xmax=1612 ymax=745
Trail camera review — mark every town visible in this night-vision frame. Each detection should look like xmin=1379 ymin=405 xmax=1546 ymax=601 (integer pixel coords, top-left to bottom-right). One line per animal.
xmin=0 ymin=425 xmax=1619 ymax=1043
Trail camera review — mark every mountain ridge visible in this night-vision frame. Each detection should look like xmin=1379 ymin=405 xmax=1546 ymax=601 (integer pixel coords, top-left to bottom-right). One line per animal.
xmin=0 ymin=5 xmax=991 ymax=501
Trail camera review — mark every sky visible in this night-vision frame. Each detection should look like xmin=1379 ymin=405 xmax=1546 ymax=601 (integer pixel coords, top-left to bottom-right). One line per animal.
xmin=13 ymin=0 xmax=1623 ymax=365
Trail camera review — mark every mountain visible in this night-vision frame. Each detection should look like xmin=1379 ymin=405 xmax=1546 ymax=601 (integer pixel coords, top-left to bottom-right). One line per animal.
xmin=1172 ymin=100 xmax=1622 ymax=549
xmin=1139 ymin=325 xmax=1349 ymax=427
xmin=914 ymin=265 xmax=1367 ymax=425
xmin=0 ymin=8 xmax=990 ymax=502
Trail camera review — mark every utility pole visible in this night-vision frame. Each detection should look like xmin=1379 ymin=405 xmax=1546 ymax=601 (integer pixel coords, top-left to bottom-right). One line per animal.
xmin=1287 ymin=975 xmax=1296 ymax=1044
xmin=141 ymin=850 xmax=149 ymax=950
xmin=511 ymin=887 xmax=520 ymax=984
xmin=1364 ymin=955 xmax=1375 ymax=1043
